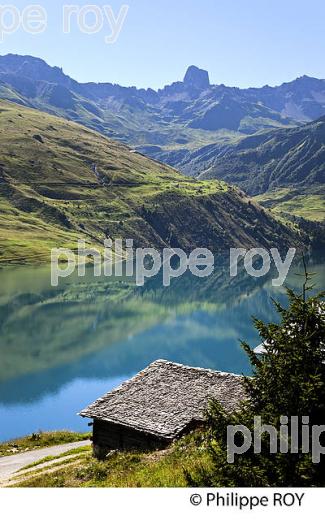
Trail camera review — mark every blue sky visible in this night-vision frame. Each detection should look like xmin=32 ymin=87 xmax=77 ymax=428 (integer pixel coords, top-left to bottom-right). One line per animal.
xmin=0 ymin=0 xmax=324 ymax=89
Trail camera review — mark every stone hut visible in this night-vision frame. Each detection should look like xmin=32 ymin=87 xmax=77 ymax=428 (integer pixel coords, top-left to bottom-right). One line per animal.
xmin=79 ymin=360 xmax=246 ymax=459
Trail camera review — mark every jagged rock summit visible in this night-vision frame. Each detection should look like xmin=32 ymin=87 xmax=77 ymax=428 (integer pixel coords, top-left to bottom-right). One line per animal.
xmin=183 ymin=65 xmax=210 ymax=90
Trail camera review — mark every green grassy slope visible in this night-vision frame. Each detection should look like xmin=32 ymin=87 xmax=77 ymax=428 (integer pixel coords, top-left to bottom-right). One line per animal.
xmin=254 ymin=188 xmax=325 ymax=222
xmin=198 ymin=117 xmax=325 ymax=194
xmin=0 ymin=431 xmax=90 ymax=457
xmin=173 ymin=117 xmax=325 ymax=222
xmin=0 ymin=100 xmax=304 ymax=265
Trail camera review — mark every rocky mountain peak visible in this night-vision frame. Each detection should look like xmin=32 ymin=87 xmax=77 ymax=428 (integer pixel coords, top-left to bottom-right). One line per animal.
xmin=183 ymin=66 xmax=210 ymax=90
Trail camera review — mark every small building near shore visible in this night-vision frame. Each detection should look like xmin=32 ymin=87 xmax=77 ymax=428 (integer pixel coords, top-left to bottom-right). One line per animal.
xmin=79 ymin=360 xmax=246 ymax=459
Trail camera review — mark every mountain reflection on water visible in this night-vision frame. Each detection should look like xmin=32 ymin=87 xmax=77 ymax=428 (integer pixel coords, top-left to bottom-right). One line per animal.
xmin=0 ymin=257 xmax=324 ymax=441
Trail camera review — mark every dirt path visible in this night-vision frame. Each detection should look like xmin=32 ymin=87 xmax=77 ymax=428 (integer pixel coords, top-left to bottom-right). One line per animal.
xmin=0 ymin=440 xmax=91 ymax=485
xmin=6 ymin=455 xmax=87 ymax=487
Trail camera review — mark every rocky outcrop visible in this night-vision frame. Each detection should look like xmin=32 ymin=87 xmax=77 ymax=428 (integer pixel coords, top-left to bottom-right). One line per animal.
xmin=183 ymin=65 xmax=210 ymax=90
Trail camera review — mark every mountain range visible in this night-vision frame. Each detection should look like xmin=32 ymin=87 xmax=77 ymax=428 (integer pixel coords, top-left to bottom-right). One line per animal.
xmin=0 ymin=99 xmax=305 ymax=264
xmin=162 ymin=116 xmax=325 ymax=222
xmin=0 ymin=54 xmax=323 ymax=263
xmin=1 ymin=55 xmax=325 ymax=152
xmin=0 ymin=54 xmax=324 ymax=222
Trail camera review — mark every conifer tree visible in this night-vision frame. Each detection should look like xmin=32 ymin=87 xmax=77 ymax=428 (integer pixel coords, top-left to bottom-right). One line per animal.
xmin=189 ymin=264 xmax=325 ymax=486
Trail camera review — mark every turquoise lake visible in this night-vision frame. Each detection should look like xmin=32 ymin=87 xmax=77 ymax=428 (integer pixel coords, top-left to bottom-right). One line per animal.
xmin=0 ymin=258 xmax=324 ymax=442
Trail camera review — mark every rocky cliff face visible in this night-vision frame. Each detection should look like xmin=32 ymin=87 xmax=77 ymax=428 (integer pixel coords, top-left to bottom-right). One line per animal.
xmin=183 ymin=65 xmax=210 ymax=90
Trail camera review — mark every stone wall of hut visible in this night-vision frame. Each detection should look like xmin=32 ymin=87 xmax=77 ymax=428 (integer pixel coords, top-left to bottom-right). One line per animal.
xmin=93 ymin=419 xmax=170 ymax=459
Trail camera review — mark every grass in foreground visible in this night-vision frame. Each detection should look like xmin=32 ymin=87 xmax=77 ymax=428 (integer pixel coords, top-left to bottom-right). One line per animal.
xmin=14 ymin=432 xmax=212 ymax=488
xmin=19 ymin=445 xmax=91 ymax=472
xmin=0 ymin=431 xmax=91 ymax=457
